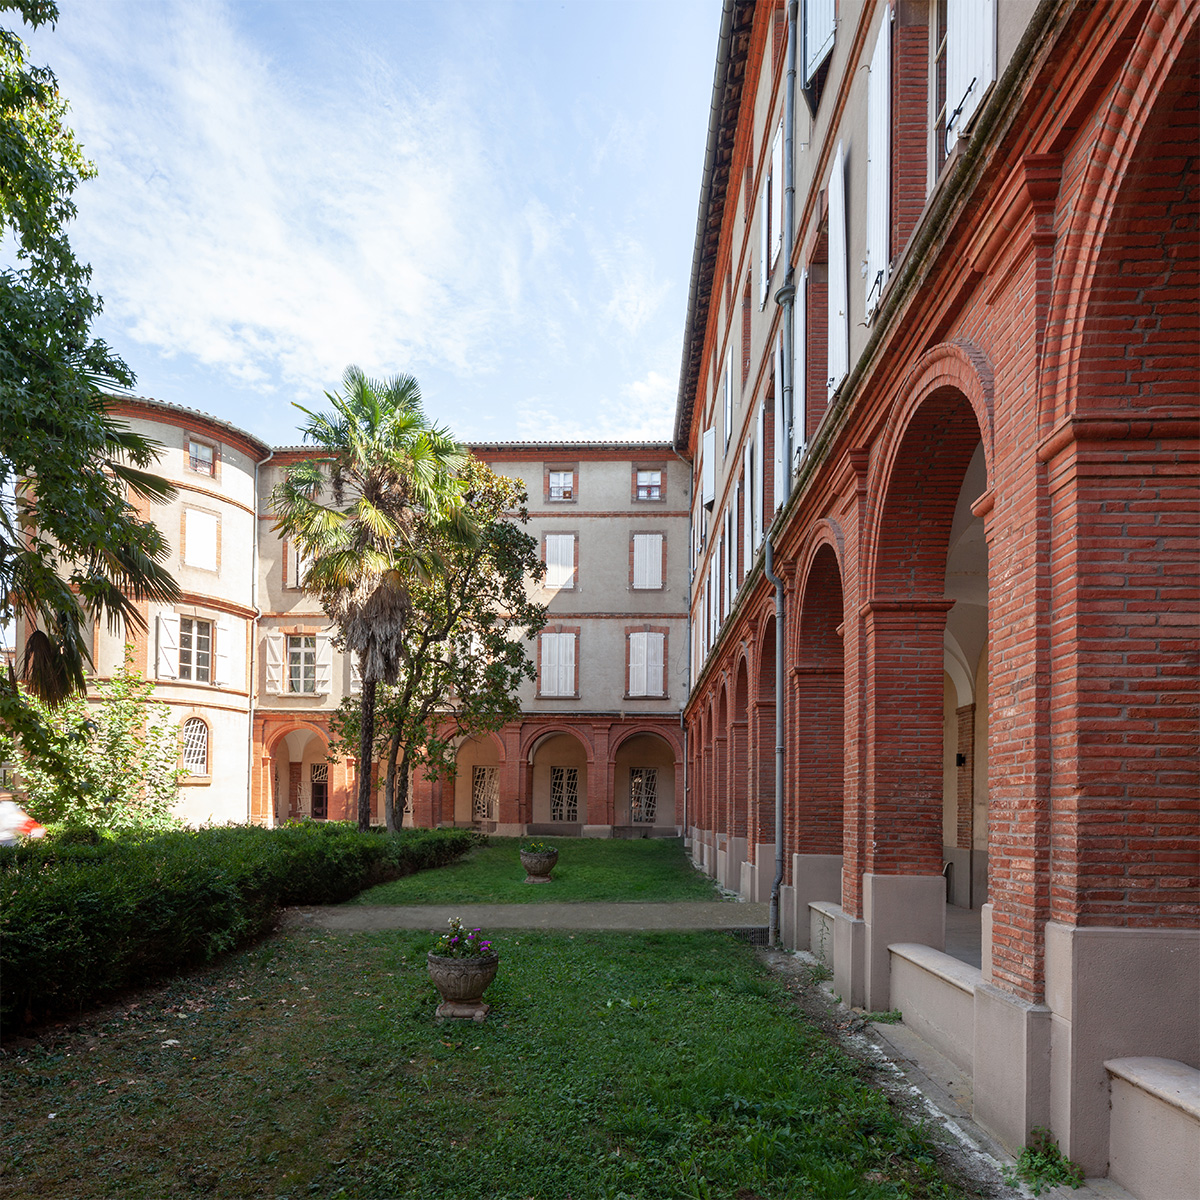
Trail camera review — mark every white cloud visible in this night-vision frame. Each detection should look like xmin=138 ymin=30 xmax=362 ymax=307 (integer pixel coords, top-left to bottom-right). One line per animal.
xmin=512 ymin=367 xmax=676 ymax=443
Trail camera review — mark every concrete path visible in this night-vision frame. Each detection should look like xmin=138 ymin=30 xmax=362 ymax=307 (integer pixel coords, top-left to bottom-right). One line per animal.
xmin=284 ymin=901 xmax=770 ymax=933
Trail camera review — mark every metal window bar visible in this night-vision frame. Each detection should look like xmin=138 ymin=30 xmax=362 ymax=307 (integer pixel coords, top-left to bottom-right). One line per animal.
xmin=181 ymin=718 xmax=208 ymax=775
xmin=550 ymin=766 xmax=578 ymax=821
xmin=631 ymin=768 xmax=658 ymax=823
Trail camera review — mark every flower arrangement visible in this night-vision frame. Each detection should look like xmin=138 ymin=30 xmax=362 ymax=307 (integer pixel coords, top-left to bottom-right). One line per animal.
xmin=430 ymin=916 xmax=495 ymax=960
xmin=521 ymin=840 xmax=554 ymax=854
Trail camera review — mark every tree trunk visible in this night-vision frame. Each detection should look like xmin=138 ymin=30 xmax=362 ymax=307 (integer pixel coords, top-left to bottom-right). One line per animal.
xmin=384 ymin=729 xmax=402 ymax=832
xmin=394 ymin=758 xmax=411 ymax=832
xmin=357 ymin=679 xmax=376 ymax=831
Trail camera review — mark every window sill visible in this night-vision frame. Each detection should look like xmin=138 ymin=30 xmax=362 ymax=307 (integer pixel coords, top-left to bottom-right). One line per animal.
xmin=180 ymin=775 xmax=212 ymax=787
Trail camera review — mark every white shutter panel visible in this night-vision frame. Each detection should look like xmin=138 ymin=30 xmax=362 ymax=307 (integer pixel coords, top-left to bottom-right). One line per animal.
xmin=314 ymin=634 xmax=332 ymax=695
xmin=805 ymin=0 xmax=836 ymax=84
xmin=184 ymin=510 xmax=218 ymax=571
xmin=629 ymin=631 xmax=648 ymax=696
xmin=560 ymin=633 xmax=575 ymax=697
xmin=723 ymin=348 xmax=733 ymax=449
xmin=542 ymin=633 xmax=559 ymax=695
xmin=156 ymin=612 xmax=180 ymax=680
xmin=701 ymin=427 xmax=715 ymax=507
xmin=633 ymin=533 xmax=663 ymax=589
xmin=794 ymin=268 xmax=808 ymax=456
xmin=827 ymin=140 xmax=849 ymax=397
xmin=349 ymin=652 xmax=362 ymax=694
xmin=771 ymin=124 xmax=783 ymax=266
xmin=754 ymin=403 xmax=765 ymax=549
xmin=865 ymin=15 xmax=891 ymax=322
xmin=647 ymin=632 xmax=665 ymax=697
xmin=546 ymin=534 xmax=574 ymax=588
xmin=759 ymin=177 xmax=769 ymax=307
xmin=214 ymin=618 xmax=233 ymax=687
xmin=724 ymin=509 xmax=734 ymax=615
xmin=773 ymin=336 xmax=786 ymax=512
xmin=947 ymin=0 xmax=996 ymax=143
xmin=741 ymin=445 xmax=752 ymax=580
xmin=292 ymin=542 xmax=313 ymax=589
xmin=265 ymin=633 xmax=283 ymax=694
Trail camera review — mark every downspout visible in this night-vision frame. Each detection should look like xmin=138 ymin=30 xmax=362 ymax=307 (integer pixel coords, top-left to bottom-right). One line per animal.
xmin=248 ymin=446 xmax=274 ymax=825
xmin=765 ymin=1 xmax=798 ymax=948
xmin=764 ymin=538 xmax=786 ymax=946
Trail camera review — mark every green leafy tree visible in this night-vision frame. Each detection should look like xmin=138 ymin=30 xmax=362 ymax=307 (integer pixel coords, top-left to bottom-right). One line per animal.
xmin=1 ymin=1 xmax=180 ymax=770
xmin=0 ymin=655 xmax=184 ymax=831
xmin=271 ymin=366 xmax=474 ymax=830
xmin=330 ymin=458 xmax=546 ymax=830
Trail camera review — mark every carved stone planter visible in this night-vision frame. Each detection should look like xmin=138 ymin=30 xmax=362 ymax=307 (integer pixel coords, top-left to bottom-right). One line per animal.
xmin=426 ymin=952 xmax=499 ymax=1022
xmin=520 ymin=848 xmax=558 ymax=884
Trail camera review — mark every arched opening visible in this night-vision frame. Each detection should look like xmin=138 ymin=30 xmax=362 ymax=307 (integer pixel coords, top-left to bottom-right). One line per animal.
xmin=269 ymin=726 xmax=334 ymax=821
xmin=527 ymin=731 xmax=589 ymax=832
xmin=612 ymin=732 xmax=677 ymax=836
xmin=454 ymin=735 xmax=503 ymax=827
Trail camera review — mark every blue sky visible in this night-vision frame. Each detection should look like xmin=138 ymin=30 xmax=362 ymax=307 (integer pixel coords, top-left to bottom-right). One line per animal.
xmin=19 ymin=0 xmax=720 ymax=448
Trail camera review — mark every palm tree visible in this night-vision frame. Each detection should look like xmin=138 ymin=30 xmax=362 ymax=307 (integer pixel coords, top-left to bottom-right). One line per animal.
xmin=271 ymin=366 xmax=472 ymax=831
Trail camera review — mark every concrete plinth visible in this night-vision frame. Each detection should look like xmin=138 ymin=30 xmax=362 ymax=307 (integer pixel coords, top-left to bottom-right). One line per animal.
xmin=580 ymin=824 xmax=611 ymax=838
xmin=789 ymin=854 xmax=843 ymax=950
xmin=972 ymin=980 xmax=1052 ymax=1154
xmin=753 ymin=842 xmax=778 ymax=902
xmin=862 ymin=874 xmax=945 ymax=1012
xmin=1045 ymin=922 xmax=1200 ymax=1175
xmin=722 ymin=836 xmax=747 ymax=891
xmin=832 ymin=904 xmax=866 ymax=1009
xmin=777 ymin=883 xmax=796 ymax=946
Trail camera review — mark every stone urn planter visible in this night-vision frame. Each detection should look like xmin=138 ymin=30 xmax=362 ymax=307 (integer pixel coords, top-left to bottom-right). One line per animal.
xmin=520 ymin=844 xmax=558 ymax=884
xmin=426 ymin=951 xmax=499 ymax=1022
xmin=427 ymin=918 xmax=498 ymax=1021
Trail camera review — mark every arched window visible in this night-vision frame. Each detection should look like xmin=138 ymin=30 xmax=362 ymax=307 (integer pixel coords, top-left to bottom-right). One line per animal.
xmin=181 ymin=718 xmax=209 ymax=776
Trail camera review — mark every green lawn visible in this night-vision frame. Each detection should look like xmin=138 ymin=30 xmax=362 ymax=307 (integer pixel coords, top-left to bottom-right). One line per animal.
xmin=350 ymin=836 xmax=724 ymax=905
xmin=0 ymin=928 xmax=974 ymax=1199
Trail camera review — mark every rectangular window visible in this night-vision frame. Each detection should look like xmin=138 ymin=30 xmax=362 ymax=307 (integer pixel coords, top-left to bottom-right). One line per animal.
xmin=723 ymin=348 xmax=733 ymax=451
xmin=290 ymin=541 xmax=313 ymax=589
xmin=770 ymin=123 xmax=784 ymax=268
xmin=187 ymin=439 xmax=214 ymax=475
xmin=865 ymin=14 xmax=891 ymax=321
xmin=635 ymin=469 xmax=662 ymax=500
xmin=547 ymin=470 xmax=574 ymax=501
xmin=540 ymin=631 xmax=576 ymax=697
xmin=826 ymin=140 xmax=849 ymax=397
xmin=945 ymin=0 xmax=996 ymax=148
xmin=310 ymin=763 xmax=328 ymax=820
xmin=629 ymin=630 xmax=665 ymax=698
xmin=287 ymin=634 xmax=317 ymax=694
xmin=178 ymin=617 xmax=212 ymax=682
xmin=631 ymin=767 xmax=658 ymax=823
xmin=545 ymin=534 xmax=575 ymax=589
xmin=632 ymin=533 xmax=663 ymax=590
xmin=701 ymin=427 xmax=716 ymax=507
xmin=929 ymin=0 xmax=949 ymax=188
xmin=183 ymin=509 xmax=218 ymax=571
xmin=804 ymin=0 xmax=836 ymax=84
xmin=550 ymin=766 xmax=578 ymax=821
xmin=472 ymin=765 xmax=498 ymax=822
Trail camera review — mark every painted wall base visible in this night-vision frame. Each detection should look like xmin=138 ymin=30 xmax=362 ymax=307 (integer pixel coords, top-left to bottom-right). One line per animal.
xmin=862 ymin=874 xmax=945 ymax=1012
xmin=722 ymin=835 xmax=747 ymax=891
xmin=831 ymin=904 xmax=866 ymax=1009
xmin=789 ymin=854 xmax=843 ymax=950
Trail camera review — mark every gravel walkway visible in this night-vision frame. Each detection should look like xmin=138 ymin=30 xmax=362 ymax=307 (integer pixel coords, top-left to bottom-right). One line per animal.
xmin=284 ymin=901 xmax=770 ymax=933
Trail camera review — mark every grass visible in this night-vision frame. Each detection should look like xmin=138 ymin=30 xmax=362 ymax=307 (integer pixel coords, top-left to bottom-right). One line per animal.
xmin=0 ymin=927 xmax=975 ymax=1199
xmin=350 ymin=836 xmax=724 ymax=905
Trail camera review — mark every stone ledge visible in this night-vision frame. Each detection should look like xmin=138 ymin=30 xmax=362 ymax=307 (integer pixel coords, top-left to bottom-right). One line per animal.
xmin=889 ymin=942 xmax=982 ymax=996
xmin=1104 ymin=1056 xmax=1200 ymax=1122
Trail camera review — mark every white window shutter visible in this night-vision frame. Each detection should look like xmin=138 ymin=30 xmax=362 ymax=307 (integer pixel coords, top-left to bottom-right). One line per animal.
xmin=701 ymin=427 xmax=715 ymax=507
xmin=741 ymin=446 xmax=752 ymax=580
xmin=184 ymin=510 xmax=218 ymax=571
xmin=560 ymin=633 xmax=575 ymax=697
xmin=647 ymin=632 xmax=665 ymax=697
xmin=629 ymin=631 xmax=648 ymax=696
xmin=773 ymin=336 xmax=786 ymax=512
xmin=156 ymin=612 xmax=180 ymax=680
xmin=314 ymin=634 xmax=332 ymax=695
xmin=794 ymin=268 xmax=808 ymax=456
xmin=827 ymin=140 xmax=849 ymax=397
xmin=724 ymin=508 xmax=734 ymax=615
xmin=546 ymin=534 xmax=574 ymax=588
xmin=759 ymin=178 xmax=769 ymax=307
xmin=865 ymin=15 xmax=891 ymax=321
xmin=771 ymin=124 xmax=784 ymax=266
xmin=349 ymin=652 xmax=362 ymax=694
xmin=633 ymin=533 xmax=663 ymax=589
xmin=291 ymin=541 xmax=313 ymax=589
xmin=265 ymin=632 xmax=283 ymax=694
xmin=542 ymin=633 xmax=559 ymax=695
xmin=947 ymin=0 xmax=996 ymax=144
xmin=723 ymin=348 xmax=733 ymax=450
xmin=754 ymin=403 xmax=765 ymax=549
xmin=214 ymin=618 xmax=233 ymax=687
xmin=805 ymin=0 xmax=836 ymax=84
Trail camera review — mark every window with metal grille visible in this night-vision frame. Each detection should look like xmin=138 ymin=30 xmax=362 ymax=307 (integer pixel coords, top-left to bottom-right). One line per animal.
xmin=187 ymin=439 xmax=214 ymax=475
xmin=550 ymin=766 xmax=578 ymax=821
xmin=472 ymin=766 xmax=498 ymax=821
xmin=636 ymin=470 xmax=661 ymax=500
xmin=287 ymin=635 xmax=317 ymax=693
xmin=548 ymin=470 xmax=574 ymax=501
xmin=631 ymin=767 xmax=657 ymax=823
xmin=181 ymin=718 xmax=208 ymax=775
xmin=179 ymin=618 xmax=212 ymax=682
xmin=310 ymin=762 xmax=328 ymax=819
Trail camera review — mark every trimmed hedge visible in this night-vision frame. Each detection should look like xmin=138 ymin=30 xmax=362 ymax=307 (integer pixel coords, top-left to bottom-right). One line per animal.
xmin=0 ymin=822 xmax=476 ymax=1033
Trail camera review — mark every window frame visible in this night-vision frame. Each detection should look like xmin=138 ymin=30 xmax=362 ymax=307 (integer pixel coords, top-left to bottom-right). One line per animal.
xmin=181 ymin=506 xmax=220 ymax=572
xmin=178 ymin=616 xmax=213 ymax=683
xmin=180 ymin=716 xmax=211 ymax=778
xmin=186 ymin=438 xmax=216 ymax=477
xmin=632 ymin=465 xmax=665 ymax=502
xmin=626 ymin=627 xmax=667 ymax=699
xmin=538 ymin=628 xmax=579 ymax=699
xmin=631 ymin=531 xmax=665 ymax=591
xmin=544 ymin=465 xmax=578 ymax=503
xmin=544 ymin=532 xmax=577 ymax=590
xmin=286 ymin=633 xmax=318 ymax=695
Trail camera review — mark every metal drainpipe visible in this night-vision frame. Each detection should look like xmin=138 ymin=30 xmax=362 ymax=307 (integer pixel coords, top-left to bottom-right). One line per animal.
xmin=764 ymin=538 xmax=786 ymax=946
xmin=764 ymin=1 xmax=798 ymax=948
xmin=247 ymin=446 xmax=274 ymax=825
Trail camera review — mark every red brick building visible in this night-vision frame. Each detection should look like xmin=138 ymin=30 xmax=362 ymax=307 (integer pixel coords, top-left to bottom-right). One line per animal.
xmin=677 ymin=0 xmax=1197 ymax=1191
